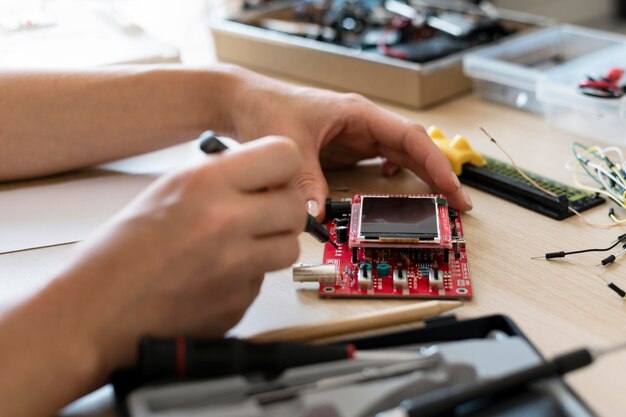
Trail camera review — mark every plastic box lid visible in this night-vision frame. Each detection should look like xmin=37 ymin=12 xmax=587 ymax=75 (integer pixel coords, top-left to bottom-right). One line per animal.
xmin=463 ymin=25 xmax=626 ymax=92
xmin=536 ymin=43 xmax=626 ymax=119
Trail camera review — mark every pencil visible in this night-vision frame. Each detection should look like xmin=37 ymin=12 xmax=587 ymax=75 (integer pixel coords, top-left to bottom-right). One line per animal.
xmin=248 ymin=300 xmax=463 ymax=343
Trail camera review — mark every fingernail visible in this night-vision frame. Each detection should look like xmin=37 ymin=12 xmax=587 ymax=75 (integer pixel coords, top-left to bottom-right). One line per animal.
xmin=451 ymin=172 xmax=461 ymax=189
xmin=307 ymin=200 xmax=320 ymax=217
xmin=462 ymin=189 xmax=473 ymax=210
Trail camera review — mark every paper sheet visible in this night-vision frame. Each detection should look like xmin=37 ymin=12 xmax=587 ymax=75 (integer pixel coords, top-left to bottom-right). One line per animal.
xmin=0 ymin=141 xmax=200 ymax=254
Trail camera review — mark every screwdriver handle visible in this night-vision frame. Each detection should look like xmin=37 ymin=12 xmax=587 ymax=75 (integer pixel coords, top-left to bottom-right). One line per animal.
xmin=138 ymin=338 xmax=353 ymax=381
xmin=383 ymin=348 xmax=593 ymax=417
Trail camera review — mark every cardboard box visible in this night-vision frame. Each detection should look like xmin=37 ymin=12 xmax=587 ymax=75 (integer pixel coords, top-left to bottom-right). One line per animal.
xmin=212 ymin=6 xmax=550 ymax=108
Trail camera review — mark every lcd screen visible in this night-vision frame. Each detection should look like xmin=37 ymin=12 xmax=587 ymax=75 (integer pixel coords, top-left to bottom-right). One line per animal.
xmin=359 ymin=196 xmax=439 ymax=239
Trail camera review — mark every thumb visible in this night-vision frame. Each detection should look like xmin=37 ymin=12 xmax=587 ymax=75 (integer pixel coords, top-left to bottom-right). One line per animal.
xmin=292 ymin=158 xmax=329 ymax=222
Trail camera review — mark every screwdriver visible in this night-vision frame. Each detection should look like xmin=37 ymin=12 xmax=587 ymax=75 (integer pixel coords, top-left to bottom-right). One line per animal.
xmin=376 ymin=339 xmax=626 ymax=417
xmin=198 ymin=131 xmax=338 ymax=248
xmin=138 ymin=337 xmax=426 ymax=381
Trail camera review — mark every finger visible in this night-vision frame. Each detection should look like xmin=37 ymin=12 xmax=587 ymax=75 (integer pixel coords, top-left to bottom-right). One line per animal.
xmin=248 ymin=274 xmax=265 ymax=301
xmin=381 ymin=159 xmax=400 ymax=177
xmin=290 ymin=155 xmax=329 ymax=221
xmin=217 ymin=136 xmax=303 ymax=192
xmin=242 ymin=189 xmax=307 ymax=237
xmin=378 ymin=144 xmax=471 ymax=211
xmin=357 ymin=104 xmax=470 ymax=208
xmin=249 ymin=232 xmax=301 ymax=273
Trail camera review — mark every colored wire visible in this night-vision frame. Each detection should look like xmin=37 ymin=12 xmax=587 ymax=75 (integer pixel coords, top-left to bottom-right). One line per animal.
xmin=530 ymin=234 xmax=626 ymax=260
xmin=569 ymin=141 xmax=626 ymax=226
xmin=377 ymin=16 xmax=410 ymax=59
xmin=597 ymin=244 xmax=626 ymax=266
xmin=480 ymin=129 xmax=622 ymax=228
xmin=479 ymin=127 xmax=557 ymax=198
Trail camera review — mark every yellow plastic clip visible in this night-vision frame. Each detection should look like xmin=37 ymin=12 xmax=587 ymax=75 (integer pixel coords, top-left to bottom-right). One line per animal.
xmin=428 ymin=126 xmax=487 ymax=176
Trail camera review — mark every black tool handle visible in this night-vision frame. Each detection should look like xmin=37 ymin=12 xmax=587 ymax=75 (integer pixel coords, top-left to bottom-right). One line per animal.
xmin=397 ymin=348 xmax=593 ymax=417
xmin=139 ymin=338 xmax=352 ymax=381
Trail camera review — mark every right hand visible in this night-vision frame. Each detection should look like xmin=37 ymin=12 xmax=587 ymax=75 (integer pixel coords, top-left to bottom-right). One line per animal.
xmin=50 ymin=136 xmax=307 ymax=370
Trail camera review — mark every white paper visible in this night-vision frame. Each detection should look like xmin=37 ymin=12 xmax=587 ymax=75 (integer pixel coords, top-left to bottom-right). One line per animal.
xmin=0 ymin=172 xmax=156 ymax=254
xmin=0 ymin=141 xmax=201 ymax=254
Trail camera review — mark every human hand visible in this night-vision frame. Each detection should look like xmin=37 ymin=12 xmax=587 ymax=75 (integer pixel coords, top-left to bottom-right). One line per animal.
xmin=51 ymin=136 xmax=307 ymax=369
xmin=228 ymin=69 xmax=472 ymax=219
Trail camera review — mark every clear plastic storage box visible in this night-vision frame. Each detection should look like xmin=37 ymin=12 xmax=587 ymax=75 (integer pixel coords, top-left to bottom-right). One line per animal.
xmin=536 ymin=44 xmax=626 ymax=145
xmin=463 ymin=25 xmax=626 ymax=114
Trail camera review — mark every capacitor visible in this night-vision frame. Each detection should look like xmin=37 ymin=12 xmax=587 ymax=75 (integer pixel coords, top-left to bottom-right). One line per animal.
xmin=335 ymin=217 xmax=349 ymax=227
xmin=336 ymin=226 xmax=349 ymax=243
xmin=377 ymin=263 xmax=391 ymax=277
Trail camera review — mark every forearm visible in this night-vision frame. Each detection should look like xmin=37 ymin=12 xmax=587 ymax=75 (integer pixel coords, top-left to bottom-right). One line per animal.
xmin=0 ymin=64 xmax=245 ymax=181
xmin=0 ymin=274 xmax=109 ymax=417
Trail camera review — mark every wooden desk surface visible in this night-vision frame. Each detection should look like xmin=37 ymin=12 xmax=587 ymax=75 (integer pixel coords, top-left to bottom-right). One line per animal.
xmin=1 ymin=93 xmax=625 ymax=417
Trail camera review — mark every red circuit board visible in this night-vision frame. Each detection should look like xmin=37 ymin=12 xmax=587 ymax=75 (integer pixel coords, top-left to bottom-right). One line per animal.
xmin=320 ymin=195 xmax=472 ymax=300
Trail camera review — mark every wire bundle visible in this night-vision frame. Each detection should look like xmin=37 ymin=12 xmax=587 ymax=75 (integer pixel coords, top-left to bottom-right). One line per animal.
xmin=570 ymin=142 xmax=626 ymax=224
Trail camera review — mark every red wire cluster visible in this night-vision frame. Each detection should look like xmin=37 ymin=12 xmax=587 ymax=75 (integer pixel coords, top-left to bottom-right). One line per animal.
xmin=578 ymin=67 xmax=625 ymax=99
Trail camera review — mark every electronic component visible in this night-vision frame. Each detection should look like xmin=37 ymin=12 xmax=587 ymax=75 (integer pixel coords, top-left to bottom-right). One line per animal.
xmin=429 ymin=268 xmax=444 ymax=290
xmin=336 ymin=225 xmax=349 ymax=243
xmin=377 ymin=262 xmax=391 ymax=277
xmin=428 ymin=127 xmax=605 ymax=220
xmin=533 ymin=233 xmax=626 ymax=261
xmin=393 ymin=263 xmax=408 ymax=291
xmin=459 ymin=155 xmax=604 ymax=220
xmin=350 ymin=195 xmax=452 ymax=248
xmin=335 ymin=217 xmax=350 ymax=227
xmin=578 ymin=67 xmax=625 ymax=99
xmin=326 ymin=199 xmax=352 ymax=220
xmin=532 ymin=234 xmax=626 ymax=298
xmin=358 ymin=263 xmax=373 ymax=290
xmin=244 ymin=0 xmax=516 ymax=65
xmin=292 ymin=264 xmax=337 ymax=284
xmin=314 ymin=194 xmax=472 ymax=300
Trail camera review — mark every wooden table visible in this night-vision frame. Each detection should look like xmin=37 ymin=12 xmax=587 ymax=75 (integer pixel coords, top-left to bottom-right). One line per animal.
xmin=2 ymin=91 xmax=626 ymax=417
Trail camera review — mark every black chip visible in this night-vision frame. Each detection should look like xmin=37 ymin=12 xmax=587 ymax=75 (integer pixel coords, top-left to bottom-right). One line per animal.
xmin=359 ymin=197 xmax=439 ymax=240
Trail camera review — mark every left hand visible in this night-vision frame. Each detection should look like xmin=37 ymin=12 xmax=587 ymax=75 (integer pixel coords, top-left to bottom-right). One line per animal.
xmin=228 ymin=69 xmax=472 ymax=219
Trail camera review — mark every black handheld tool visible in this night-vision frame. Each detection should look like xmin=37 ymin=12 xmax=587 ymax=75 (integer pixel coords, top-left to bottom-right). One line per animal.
xmin=198 ymin=131 xmax=338 ymax=248
xmin=377 ymin=340 xmax=626 ymax=417
xmin=138 ymin=337 xmax=356 ymax=381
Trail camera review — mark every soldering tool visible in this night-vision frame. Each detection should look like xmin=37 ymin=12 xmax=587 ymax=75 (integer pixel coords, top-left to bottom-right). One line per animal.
xmin=138 ymin=337 xmax=426 ymax=381
xmin=377 ymin=339 xmax=626 ymax=417
xmin=198 ymin=131 xmax=338 ymax=248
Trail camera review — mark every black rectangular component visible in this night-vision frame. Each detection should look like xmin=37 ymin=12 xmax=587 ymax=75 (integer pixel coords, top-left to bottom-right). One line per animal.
xmin=359 ymin=196 xmax=439 ymax=239
xmin=459 ymin=156 xmax=605 ymax=220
